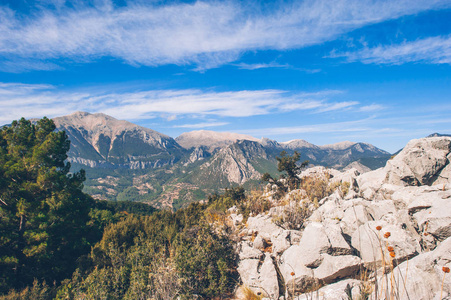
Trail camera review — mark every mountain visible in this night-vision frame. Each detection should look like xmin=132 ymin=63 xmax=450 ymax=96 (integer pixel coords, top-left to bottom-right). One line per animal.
xmin=427 ymin=132 xmax=451 ymax=138
xmin=50 ymin=112 xmax=391 ymax=208
xmin=278 ymin=140 xmax=391 ymax=170
xmin=181 ymin=140 xmax=279 ymax=187
xmin=54 ymin=111 xmax=186 ymax=169
xmin=176 ymin=130 xmax=259 ymax=152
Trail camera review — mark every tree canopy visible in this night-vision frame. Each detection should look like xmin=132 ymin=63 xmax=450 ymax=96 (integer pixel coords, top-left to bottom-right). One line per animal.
xmin=0 ymin=117 xmax=94 ymax=293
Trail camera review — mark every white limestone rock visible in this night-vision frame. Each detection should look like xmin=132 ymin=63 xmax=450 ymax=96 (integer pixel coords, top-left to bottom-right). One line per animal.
xmin=371 ymin=236 xmax=451 ymax=300
xmin=296 ymin=279 xmax=362 ymax=300
xmin=384 ymin=137 xmax=451 ymax=186
xmin=313 ymin=254 xmax=362 ymax=284
xmin=351 ymin=221 xmax=420 ymax=264
xmin=237 ymin=254 xmax=280 ymax=299
xmin=239 ymin=241 xmax=263 ymax=260
xmin=247 ymin=214 xmax=283 ymax=240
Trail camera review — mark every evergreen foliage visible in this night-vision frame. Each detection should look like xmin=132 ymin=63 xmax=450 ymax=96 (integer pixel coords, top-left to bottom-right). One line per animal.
xmin=0 ymin=117 xmax=239 ymax=299
xmin=262 ymin=150 xmax=309 ymax=193
xmin=0 ymin=118 xmax=94 ymax=293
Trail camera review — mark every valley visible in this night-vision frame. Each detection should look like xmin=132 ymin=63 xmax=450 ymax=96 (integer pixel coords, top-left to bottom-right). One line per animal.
xmin=55 ymin=111 xmax=392 ymax=209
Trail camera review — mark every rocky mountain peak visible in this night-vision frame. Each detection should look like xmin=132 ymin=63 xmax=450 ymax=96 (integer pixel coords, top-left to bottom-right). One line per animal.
xmin=281 ymin=139 xmax=318 ymax=149
xmin=176 ymin=130 xmax=259 ymax=152
xmin=53 ymin=111 xmax=184 ymax=169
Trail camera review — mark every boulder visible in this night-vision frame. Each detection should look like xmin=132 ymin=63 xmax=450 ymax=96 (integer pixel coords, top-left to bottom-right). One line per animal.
xmin=237 ymin=254 xmax=279 ymax=299
xmin=296 ymin=279 xmax=362 ymax=300
xmin=279 ymin=245 xmax=318 ymax=294
xmin=239 ymin=241 xmax=263 ymax=260
xmin=237 ymin=259 xmax=260 ymax=291
xmin=351 ymin=221 xmax=420 ymax=264
xmin=370 ymin=236 xmax=451 ymax=300
xmin=247 ymin=214 xmax=283 ymax=240
xmin=296 ymin=222 xmax=331 ymax=267
xmin=384 ymin=137 xmax=451 ymax=186
xmin=313 ymin=254 xmax=362 ymax=284
xmin=259 ymin=255 xmax=279 ymax=299
xmin=271 ymin=230 xmax=291 ymax=254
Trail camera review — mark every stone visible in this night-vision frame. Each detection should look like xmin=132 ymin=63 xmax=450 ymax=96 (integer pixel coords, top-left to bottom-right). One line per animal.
xmin=271 ymin=230 xmax=291 ymax=254
xmin=323 ymin=221 xmax=354 ymax=256
xmin=253 ymin=235 xmax=266 ymax=250
xmin=314 ymin=254 xmax=362 ymax=284
xmin=351 ymin=221 xmax=420 ymax=264
xmin=247 ymin=214 xmax=283 ymax=240
xmin=237 ymin=254 xmax=280 ymax=299
xmin=412 ymin=197 xmax=451 ymax=242
xmin=239 ymin=241 xmax=263 ymax=260
xmin=296 ymin=279 xmax=362 ymax=300
xmin=384 ymin=137 xmax=451 ymax=186
xmin=279 ymin=245 xmax=318 ymax=294
xmin=259 ymin=255 xmax=279 ymax=299
xmin=371 ymin=236 xmax=451 ymax=300
xmin=297 ymin=222 xmax=331 ymax=267
xmin=237 ymin=259 xmax=260 ymax=290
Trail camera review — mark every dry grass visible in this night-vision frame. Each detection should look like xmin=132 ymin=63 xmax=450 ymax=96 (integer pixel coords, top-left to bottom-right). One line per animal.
xmin=238 ymin=286 xmax=263 ymax=300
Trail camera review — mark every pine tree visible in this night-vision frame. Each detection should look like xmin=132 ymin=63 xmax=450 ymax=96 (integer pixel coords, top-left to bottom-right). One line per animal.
xmin=0 ymin=117 xmax=93 ymax=293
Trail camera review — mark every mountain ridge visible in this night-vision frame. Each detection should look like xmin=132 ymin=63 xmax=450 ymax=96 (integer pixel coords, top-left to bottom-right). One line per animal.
xmin=50 ymin=111 xmax=392 ymax=207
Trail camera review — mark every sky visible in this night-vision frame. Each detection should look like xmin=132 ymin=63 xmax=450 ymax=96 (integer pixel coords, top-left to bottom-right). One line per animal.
xmin=0 ymin=0 xmax=451 ymax=153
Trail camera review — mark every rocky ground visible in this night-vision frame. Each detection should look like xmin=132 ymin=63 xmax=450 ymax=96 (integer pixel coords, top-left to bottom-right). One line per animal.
xmin=230 ymin=136 xmax=451 ymax=300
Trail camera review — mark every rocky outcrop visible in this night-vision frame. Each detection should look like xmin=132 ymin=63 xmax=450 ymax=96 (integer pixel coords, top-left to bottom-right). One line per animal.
xmin=234 ymin=136 xmax=451 ymax=299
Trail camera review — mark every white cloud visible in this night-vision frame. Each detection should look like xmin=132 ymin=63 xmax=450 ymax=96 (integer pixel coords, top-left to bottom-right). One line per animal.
xmin=315 ymin=101 xmax=359 ymax=113
xmin=332 ymin=35 xmax=451 ymax=65
xmin=0 ymin=82 xmax=356 ymax=124
xmin=0 ymin=0 xmax=449 ymax=70
xmin=172 ymin=121 xmax=229 ymax=129
xmin=234 ymin=62 xmax=291 ymax=70
xmin=359 ymin=104 xmax=385 ymax=112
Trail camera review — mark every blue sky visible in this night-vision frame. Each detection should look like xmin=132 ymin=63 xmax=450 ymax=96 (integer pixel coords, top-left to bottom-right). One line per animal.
xmin=0 ymin=0 xmax=450 ymax=153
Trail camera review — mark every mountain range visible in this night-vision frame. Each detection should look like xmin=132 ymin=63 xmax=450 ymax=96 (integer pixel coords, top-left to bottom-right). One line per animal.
xmin=54 ymin=111 xmax=391 ymax=208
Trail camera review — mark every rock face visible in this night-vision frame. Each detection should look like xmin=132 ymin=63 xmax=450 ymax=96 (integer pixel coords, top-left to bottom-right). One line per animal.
xmin=234 ymin=136 xmax=451 ymax=300
xmin=54 ymin=111 xmax=185 ymax=169
xmin=185 ymin=140 xmax=276 ymax=186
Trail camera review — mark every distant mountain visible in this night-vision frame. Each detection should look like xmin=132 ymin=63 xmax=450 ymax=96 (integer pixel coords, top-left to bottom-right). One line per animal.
xmin=54 ymin=111 xmax=186 ymax=169
xmin=50 ymin=112 xmax=391 ymax=208
xmin=427 ymin=133 xmax=451 ymax=138
xmin=176 ymin=130 xmax=259 ymax=152
xmin=182 ymin=140 xmax=278 ymax=187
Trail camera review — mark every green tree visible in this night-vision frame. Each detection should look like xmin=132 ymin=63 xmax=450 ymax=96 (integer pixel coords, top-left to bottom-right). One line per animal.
xmin=262 ymin=151 xmax=309 ymax=192
xmin=0 ymin=117 xmax=94 ymax=293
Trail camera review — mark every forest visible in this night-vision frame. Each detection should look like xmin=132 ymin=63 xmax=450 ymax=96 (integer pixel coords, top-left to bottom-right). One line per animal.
xmin=0 ymin=118 xmax=246 ymax=299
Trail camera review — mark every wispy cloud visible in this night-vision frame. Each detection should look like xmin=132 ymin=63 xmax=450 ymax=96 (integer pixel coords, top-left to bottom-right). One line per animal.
xmin=234 ymin=62 xmax=321 ymax=73
xmin=234 ymin=62 xmax=291 ymax=70
xmin=0 ymin=82 xmax=357 ymax=124
xmin=172 ymin=121 xmax=229 ymax=129
xmin=331 ymin=35 xmax=451 ymax=65
xmin=359 ymin=104 xmax=385 ymax=112
xmin=315 ymin=101 xmax=359 ymax=113
xmin=0 ymin=0 xmax=449 ymax=71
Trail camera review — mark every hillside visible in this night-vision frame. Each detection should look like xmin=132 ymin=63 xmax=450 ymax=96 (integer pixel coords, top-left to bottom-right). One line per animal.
xmin=3 ymin=120 xmax=450 ymax=300
xmin=52 ymin=112 xmax=391 ymax=208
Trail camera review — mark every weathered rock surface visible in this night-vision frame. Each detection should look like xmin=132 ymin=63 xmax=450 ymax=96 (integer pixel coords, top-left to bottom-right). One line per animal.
xmin=372 ymin=236 xmax=451 ymax=300
xmin=235 ymin=136 xmax=451 ymax=299
xmin=237 ymin=254 xmax=279 ymax=299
